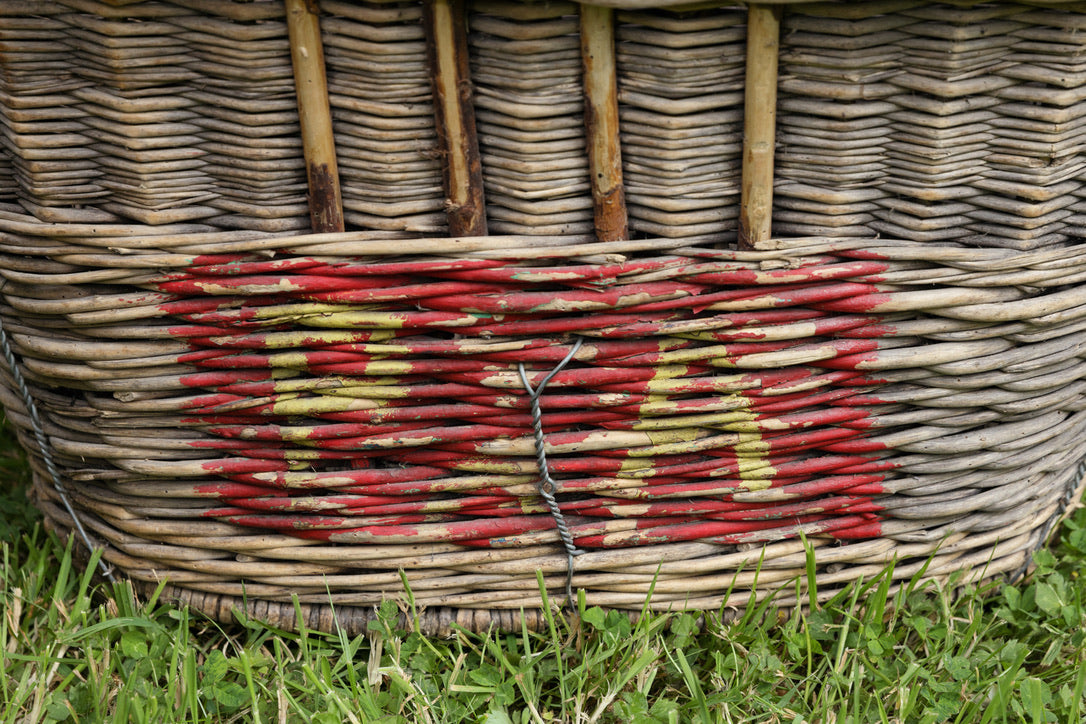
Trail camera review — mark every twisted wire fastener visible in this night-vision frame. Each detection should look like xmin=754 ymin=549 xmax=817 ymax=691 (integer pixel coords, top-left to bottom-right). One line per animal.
xmin=0 ymin=318 xmax=115 ymax=583
xmin=518 ymin=336 xmax=585 ymax=605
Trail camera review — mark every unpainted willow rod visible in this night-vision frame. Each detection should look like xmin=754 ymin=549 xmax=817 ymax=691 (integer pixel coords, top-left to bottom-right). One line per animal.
xmin=739 ymin=4 xmax=782 ymax=250
xmin=424 ymin=0 xmax=488 ymax=237
xmin=285 ymin=0 xmax=345 ymax=234
xmin=580 ymin=5 xmax=628 ymax=242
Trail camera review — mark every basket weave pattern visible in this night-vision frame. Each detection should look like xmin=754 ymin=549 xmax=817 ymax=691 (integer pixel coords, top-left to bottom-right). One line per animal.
xmin=1 ymin=0 xmax=1085 ymax=632
xmin=776 ymin=3 xmax=1086 ymax=249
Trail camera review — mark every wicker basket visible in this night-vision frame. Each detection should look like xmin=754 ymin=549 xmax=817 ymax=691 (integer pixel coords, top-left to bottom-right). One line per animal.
xmin=2 ymin=0 xmax=1086 ymax=634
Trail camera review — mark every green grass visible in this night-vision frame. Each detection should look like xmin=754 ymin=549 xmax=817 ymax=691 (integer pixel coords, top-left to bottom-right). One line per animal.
xmin=2 ymin=420 xmax=1086 ymax=722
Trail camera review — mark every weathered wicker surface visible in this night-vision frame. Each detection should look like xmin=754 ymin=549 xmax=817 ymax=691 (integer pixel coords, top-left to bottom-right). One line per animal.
xmin=6 ymin=0 xmax=1084 ymax=248
xmin=324 ymin=0 xmax=448 ymax=232
xmin=2 ymin=216 xmax=1084 ymax=630
xmin=1 ymin=0 xmax=1086 ymax=633
xmin=616 ymin=7 xmax=747 ymax=238
xmin=776 ymin=2 xmax=1086 ymax=249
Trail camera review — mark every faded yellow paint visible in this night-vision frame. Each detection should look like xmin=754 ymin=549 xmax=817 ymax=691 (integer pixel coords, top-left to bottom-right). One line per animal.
xmin=269 ymin=396 xmax=382 ymax=416
xmin=653 ymin=344 xmax=738 ymax=365
xmin=264 ymin=351 xmax=321 ymax=369
xmin=358 ymin=360 xmax=416 ymax=376
xmin=732 ymin=389 xmax=774 ymax=490
xmin=517 ymin=499 xmax=549 ymax=515
xmin=650 ymin=364 xmax=696 ymax=380
xmin=618 ymin=458 xmax=657 ymax=475
xmin=642 ymin=374 xmax=755 ymax=394
xmin=644 ymin=428 xmax=712 ymax=446
xmin=626 ymin=431 xmax=740 ymax=458
xmin=318 ymin=384 xmax=414 ymax=399
xmin=737 ymin=477 xmax=774 ymax=492
xmin=635 ymin=393 xmax=750 ymax=417
xmin=447 ymin=458 xmax=539 ymax=474
xmin=247 ymin=303 xmax=353 ymax=320
xmin=735 ymin=431 xmax=771 ymax=454
xmin=737 ymin=456 xmax=776 ymax=480
xmin=299 ymin=311 xmax=478 ymax=329
xmin=629 ymin=409 xmax=757 ymax=431
xmin=300 ymin=312 xmax=409 ymax=329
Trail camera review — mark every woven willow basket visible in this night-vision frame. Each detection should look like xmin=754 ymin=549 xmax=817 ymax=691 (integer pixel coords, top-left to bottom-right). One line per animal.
xmin=2 ymin=0 xmax=1086 ymax=634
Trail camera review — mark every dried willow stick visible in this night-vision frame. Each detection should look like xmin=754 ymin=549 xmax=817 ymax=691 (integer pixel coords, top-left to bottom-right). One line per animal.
xmin=164 ymin=234 xmax=678 ymax=259
xmin=424 ymin=0 xmax=488 ymax=236
xmin=285 ymin=0 xmax=345 ymax=233
xmin=580 ymin=5 xmax=628 ymax=242
xmin=739 ymin=4 xmax=782 ymax=250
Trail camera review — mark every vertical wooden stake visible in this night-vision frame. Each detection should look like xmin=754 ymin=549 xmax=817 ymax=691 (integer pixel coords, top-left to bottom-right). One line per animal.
xmin=581 ymin=5 xmax=628 ymax=242
xmin=424 ymin=0 xmax=488 ymax=237
xmin=286 ymin=0 xmax=345 ymax=233
xmin=739 ymin=4 xmax=781 ymax=250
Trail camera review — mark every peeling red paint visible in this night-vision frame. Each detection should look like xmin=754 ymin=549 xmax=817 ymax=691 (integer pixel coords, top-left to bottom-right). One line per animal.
xmin=120 ymin=245 xmax=925 ymax=553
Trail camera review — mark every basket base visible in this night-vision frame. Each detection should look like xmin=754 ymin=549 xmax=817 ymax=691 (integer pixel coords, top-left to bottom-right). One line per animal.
xmin=39 ymin=487 xmax=1080 ymax=637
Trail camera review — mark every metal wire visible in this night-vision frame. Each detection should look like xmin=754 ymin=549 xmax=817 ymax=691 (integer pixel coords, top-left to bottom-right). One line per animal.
xmin=519 ymin=336 xmax=585 ymax=605
xmin=0 ymin=318 xmax=115 ymax=582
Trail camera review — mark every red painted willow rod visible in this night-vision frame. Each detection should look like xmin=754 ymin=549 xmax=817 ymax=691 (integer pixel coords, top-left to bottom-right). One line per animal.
xmin=285 ymin=0 xmax=345 ymax=233
xmin=118 ymin=237 xmax=922 ymax=549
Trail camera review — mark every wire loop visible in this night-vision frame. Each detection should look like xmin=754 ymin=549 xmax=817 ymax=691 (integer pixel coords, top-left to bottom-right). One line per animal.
xmin=518 ymin=336 xmax=585 ymax=605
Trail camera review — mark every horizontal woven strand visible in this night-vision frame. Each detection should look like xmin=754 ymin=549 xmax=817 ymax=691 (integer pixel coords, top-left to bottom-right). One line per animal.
xmin=0 ymin=212 xmax=1083 ymax=614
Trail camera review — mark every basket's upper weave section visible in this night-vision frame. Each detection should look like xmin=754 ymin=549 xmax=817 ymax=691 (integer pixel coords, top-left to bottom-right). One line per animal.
xmin=1 ymin=0 xmax=1086 ymax=629
xmin=3 ymin=0 xmax=1086 ymax=247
